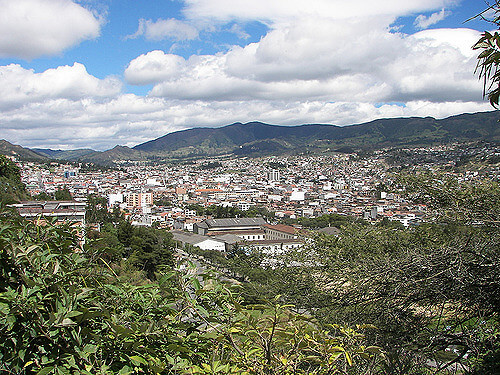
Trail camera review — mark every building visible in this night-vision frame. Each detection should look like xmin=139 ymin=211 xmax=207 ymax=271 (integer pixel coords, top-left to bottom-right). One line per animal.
xmin=263 ymin=224 xmax=299 ymax=240
xmin=268 ymin=169 xmax=280 ymax=182
xmin=194 ymin=217 xmax=267 ymax=236
xmin=171 ymin=230 xmax=226 ymax=252
xmin=126 ymin=192 xmax=152 ymax=208
xmin=10 ymin=200 xmax=86 ymax=226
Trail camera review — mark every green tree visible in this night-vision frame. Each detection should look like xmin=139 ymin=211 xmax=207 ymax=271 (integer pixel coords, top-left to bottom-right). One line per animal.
xmin=0 ymin=211 xmax=377 ymax=375
xmin=128 ymin=226 xmax=175 ymax=280
xmin=54 ymin=186 xmax=72 ymax=200
xmin=33 ymin=191 xmax=53 ymax=201
xmin=0 ymin=155 xmax=28 ymax=204
xmin=85 ymin=194 xmax=111 ymax=224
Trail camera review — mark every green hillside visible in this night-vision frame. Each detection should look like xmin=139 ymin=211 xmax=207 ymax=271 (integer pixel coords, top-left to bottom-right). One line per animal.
xmin=132 ymin=111 xmax=500 ymax=158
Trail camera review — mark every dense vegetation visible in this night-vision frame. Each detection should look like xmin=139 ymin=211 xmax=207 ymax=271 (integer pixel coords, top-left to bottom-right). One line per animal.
xmin=186 ymin=204 xmax=274 ymax=221
xmin=0 ymin=208 xmax=385 ymax=374
xmin=0 ymin=155 xmax=29 ymax=204
xmin=186 ymin=176 xmax=500 ymax=374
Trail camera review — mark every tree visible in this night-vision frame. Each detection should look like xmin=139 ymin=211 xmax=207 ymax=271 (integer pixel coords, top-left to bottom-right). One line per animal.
xmin=54 ymin=186 xmax=72 ymax=200
xmin=0 ymin=155 xmax=28 ymax=204
xmin=472 ymin=0 xmax=500 ymax=106
xmin=0 ymin=210 xmax=378 ymax=375
xmin=33 ymin=191 xmax=53 ymax=201
xmin=85 ymin=194 xmax=113 ymax=224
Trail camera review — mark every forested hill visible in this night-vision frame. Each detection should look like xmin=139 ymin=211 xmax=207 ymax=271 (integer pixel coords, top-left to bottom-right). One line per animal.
xmin=1 ymin=111 xmax=498 ymax=163
xmin=133 ymin=110 xmax=499 ymax=157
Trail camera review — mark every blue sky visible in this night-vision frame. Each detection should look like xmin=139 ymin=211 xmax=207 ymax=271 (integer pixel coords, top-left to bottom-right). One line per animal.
xmin=0 ymin=0 xmax=496 ymax=150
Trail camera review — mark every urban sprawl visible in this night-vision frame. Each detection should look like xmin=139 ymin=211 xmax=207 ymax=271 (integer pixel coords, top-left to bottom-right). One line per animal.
xmin=12 ymin=142 xmax=500 ymax=252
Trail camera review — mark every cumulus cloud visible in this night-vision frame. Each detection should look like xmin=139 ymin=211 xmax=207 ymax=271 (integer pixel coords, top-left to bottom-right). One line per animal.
xmin=0 ymin=0 xmax=102 ymax=59
xmin=0 ymin=0 xmax=492 ymax=150
xmin=0 ymin=93 xmax=491 ymax=150
xmin=182 ymin=0 xmax=453 ymax=23
xmin=0 ymin=63 xmax=122 ymax=110
xmin=414 ymin=8 xmax=448 ymax=30
xmin=125 ymin=51 xmax=187 ymax=85
xmin=125 ymin=23 xmax=483 ymax=104
xmin=127 ymin=18 xmax=199 ymax=41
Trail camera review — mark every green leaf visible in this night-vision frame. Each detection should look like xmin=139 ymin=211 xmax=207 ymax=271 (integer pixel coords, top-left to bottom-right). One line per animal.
xmin=83 ymin=344 xmax=98 ymax=354
xmin=345 ymin=351 xmax=353 ymax=366
xmin=129 ymin=355 xmax=148 ymax=366
xmin=36 ymin=367 xmax=55 ymax=375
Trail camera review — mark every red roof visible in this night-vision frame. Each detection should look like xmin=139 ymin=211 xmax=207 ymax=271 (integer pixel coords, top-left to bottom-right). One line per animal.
xmin=264 ymin=224 xmax=297 ymax=234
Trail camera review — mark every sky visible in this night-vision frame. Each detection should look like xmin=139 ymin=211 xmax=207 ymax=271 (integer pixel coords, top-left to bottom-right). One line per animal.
xmin=0 ymin=0 xmax=496 ymax=150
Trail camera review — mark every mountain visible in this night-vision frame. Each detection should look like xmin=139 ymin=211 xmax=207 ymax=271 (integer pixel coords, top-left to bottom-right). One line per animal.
xmin=2 ymin=111 xmax=499 ymax=164
xmin=83 ymin=145 xmax=148 ymax=165
xmin=32 ymin=148 xmax=96 ymax=161
xmin=0 ymin=140 xmax=48 ymax=161
xmin=133 ymin=111 xmax=500 ymax=157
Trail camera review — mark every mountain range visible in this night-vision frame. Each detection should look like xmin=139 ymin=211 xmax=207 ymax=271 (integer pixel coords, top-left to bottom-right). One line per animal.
xmin=1 ymin=110 xmax=499 ymax=164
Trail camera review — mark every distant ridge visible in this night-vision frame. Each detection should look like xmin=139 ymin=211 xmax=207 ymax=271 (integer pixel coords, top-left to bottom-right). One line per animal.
xmin=0 ymin=140 xmax=47 ymax=161
xmin=32 ymin=148 xmax=96 ymax=161
xmin=132 ymin=111 xmax=500 ymax=158
xmin=1 ymin=111 xmax=498 ymax=164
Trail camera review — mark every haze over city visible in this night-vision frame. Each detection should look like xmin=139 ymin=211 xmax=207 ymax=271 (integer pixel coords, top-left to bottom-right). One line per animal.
xmin=0 ymin=0 xmax=494 ymax=150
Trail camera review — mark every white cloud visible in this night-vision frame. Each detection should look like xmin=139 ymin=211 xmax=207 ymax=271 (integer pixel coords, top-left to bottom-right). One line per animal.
xmin=0 ymin=0 xmax=102 ymax=59
xmin=127 ymin=18 xmax=199 ymax=41
xmin=0 ymin=0 xmax=493 ymax=150
xmin=125 ymin=51 xmax=187 ymax=85
xmin=0 ymin=63 xmax=122 ymax=110
xmin=383 ymin=28 xmax=483 ymax=102
xmin=0 ymin=92 xmax=491 ymax=150
xmin=182 ymin=0 xmax=452 ymax=23
xmin=126 ymin=22 xmax=483 ymax=104
xmin=228 ymin=24 xmax=250 ymax=40
xmin=414 ymin=8 xmax=448 ymax=30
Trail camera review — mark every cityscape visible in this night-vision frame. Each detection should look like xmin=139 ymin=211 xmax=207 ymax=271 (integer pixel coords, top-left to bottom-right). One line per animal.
xmin=1 ymin=0 xmax=499 ymax=373
xmin=10 ymin=140 xmax=498 ymax=252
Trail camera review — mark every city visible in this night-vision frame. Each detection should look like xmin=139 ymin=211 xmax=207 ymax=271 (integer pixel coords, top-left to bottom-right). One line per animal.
xmin=11 ymin=141 xmax=499 ymax=252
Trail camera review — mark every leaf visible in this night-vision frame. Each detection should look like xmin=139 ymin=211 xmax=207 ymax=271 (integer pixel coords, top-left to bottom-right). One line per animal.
xmin=83 ymin=344 xmax=98 ymax=354
xmin=66 ymin=311 xmax=83 ymax=318
xmin=129 ymin=355 xmax=148 ymax=366
xmin=345 ymin=351 xmax=353 ymax=366
xmin=365 ymin=345 xmax=382 ymax=353
xmin=192 ymin=277 xmax=201 ymax=291
xmin=118 ymin=365 xmax=133 ymax=375
xmin=328 ymin=352 xmax=343 ymax=364
xmin=53 ymin=260 xmax=60 ymax=274
xmin=36 ymin=367 xmax=55 ymax=375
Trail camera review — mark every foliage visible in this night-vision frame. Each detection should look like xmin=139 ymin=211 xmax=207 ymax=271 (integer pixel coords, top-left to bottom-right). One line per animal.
xmin=55 ymin=187 xmax=72 ymax=201
xmin=186 ymin=204 xmax=273 ymax=220
xmin=188 ymin=175 xmax=500 ymax=373
xmin=296 ymin=213 xmax=366 ymax=229
xmin=87 ymin=220 xmax=175 ymax=281
xmin=472 ymin=0 xmax=500 ymax=106
xmin=0 ymin=211 xmax=379 ymax=374
xmin=0 ymin=155 xmax=28 ymax=204
xmin=154 ymin=195 xmax=171 ymax=207
xmin=33 ymin=192 xmax=54 ymax=201
xmin=127 ymin=226 xmax=175 ymax=280
xmin=85 ymin=194 xmax=122 ymax=225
